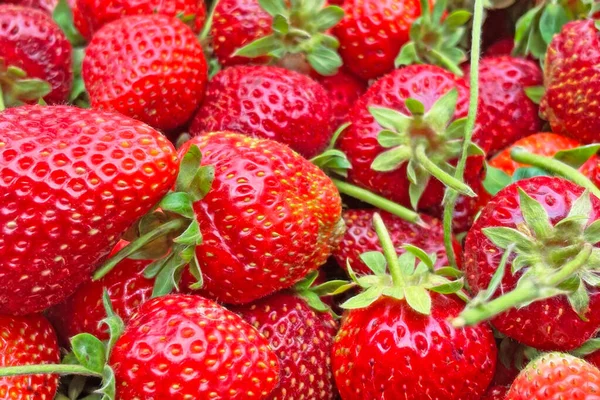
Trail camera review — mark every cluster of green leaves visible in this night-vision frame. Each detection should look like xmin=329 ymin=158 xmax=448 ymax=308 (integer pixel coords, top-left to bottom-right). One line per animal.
xmin=0 ymin=60 xmax=52 ymax=109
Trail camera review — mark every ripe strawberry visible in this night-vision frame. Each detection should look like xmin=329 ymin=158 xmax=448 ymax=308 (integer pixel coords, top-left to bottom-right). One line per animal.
xmin=0 ymin=0 xmax=56 ymax=13
xmin=110 ymin=294 xmax=281 ymax=399
xmin=0 ymin=105 xmax=178 ymax=315
xmin=190 ymin=65 xmax=333 ymax=159
xmin=233 ymin=291 xmax=338 ymax=400
xmin=74 ymin=0 xmax=206 ymax=39
xmin=334 ymin=0 xmax=424 ymax=80
xmin=463 ymin=176 xmax=600 ymax=350
xmin=541 ymin=19 xmax=600 ymax=144
xmin=333 ymin=209 xmax=462 ymax=275
xmin=585 ymin=348 xmax=600 ymax=368
xmin=483 ymin=385 xmax=509 ymax=400
xmin=506 ymin=353 xmax=600 ymax=400
xmin=46 ymin=240 xmax=154 ymax=343
xmin=314 ymin=68 xmax=367 ymax=127
xmin=82 ymin=14 xmax=207 ymax=132
xmin=464 ymin=56 xmax=543 ymax=154
xmin=485 ymin=38 xmax=514 ymax=57
xmin=0 ymin=4 xmax=72 ymax=105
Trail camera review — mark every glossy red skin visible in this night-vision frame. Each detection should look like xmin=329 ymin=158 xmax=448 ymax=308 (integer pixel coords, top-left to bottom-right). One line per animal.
xmin=541 ymin=20 xmax=600 ymax=144
xmin=0 ymin=105 xmax=178 ymax=315
xmin=83 ymin=14 xmax=207 ymax=132
xmin=111 ymin=294 xmax=280 ymax=400
xmin=0 ymin=5 xmax=72 ymax=104
xmin=506 ymin=353 xmax=600 ymax=400
xmin=314 ymin=68 xmax=367 ymax=127
xmin=211 ymin=0 xmax=272 ymax=67
xmin=338 ymin=64 xmax=489 ymax=210
xmin=190 ymin=65 xmax=333 ymax=159
xmin=482 ymin=385 xmax=509 ymax=400
xmin=46 ymin=240 xmax=154 ymax=343
xmin=464 ymin=177 xmax=600 ymax=350
xmin=333 ymin=210 xmax=462 ymax=275
xmin=233 ymin=292 xmax=339 ymax=400
xmin=179 ymin=132 xmax=343 ymax=305
xmin=465 ymin=56 xmax=543 ymax=155
xmin=485 ymin=38 xmax=514 ymax=57
xmin=75 ymin=0 xmax=206 ymax=39
xmin=585 ymin=349 xmax=600 ymax=368
xmin=0 ymin=314 xmax=60 ymax=399
xmin=334 ymin=0 xmax=423 ymax=80
xmin=332 ymin=295 xmax=497 ymax=399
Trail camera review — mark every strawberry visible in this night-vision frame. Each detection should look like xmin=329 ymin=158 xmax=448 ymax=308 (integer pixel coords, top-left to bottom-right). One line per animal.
xmin=506 ymin=353 xmax=600 ymax=400
xmin=0 ymin=105 xmax=178 ymax=315
xmin=0 ymin=314 xmax=60 ymax=399
xmin=233 ymin=291 xmax=338 ymax=400
xmin=483 ymin=385 xmax=510 ymax=400
xmin=333 ymin=0 xmax=424 ymax=80
xmin=82 ymin=14 xmax=208 ymax=132
xmin=74 ymin=0 xmax=207 ymax=39
xmin=314 ymin=68 xmax=367 ymax=128
xmin=190 ymin=65 xmax=333 ymax=159
xmin=0 ymin=0 xmax=56 ymax=13
xmin=460 ymin=176 xmax=600 ymax=350
xmin=333 ymin=209 xmax=462 ymax=275
xmin=541 ymin=19 xmax=600 ymax=144
xmin=0 ymin=4 xmax=72 ymax=105
xmin=46 ymin=240 xmax=154 ymax=343
xmin=464 ymin=56 xmax=543 ymax=154
xmin=485 ymin=38 xmax=514 ymax=56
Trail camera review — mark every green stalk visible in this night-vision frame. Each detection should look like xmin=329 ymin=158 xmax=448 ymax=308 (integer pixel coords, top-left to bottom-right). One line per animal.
xmin=373 ymin=213 xmax=406 ymax=287
xmin=332 ymin=179 xmax=425 ymax=226
xmin=442 ymin=0 xmax=485 ymax=269
xmin=510 ymin=147 xmax=600 ymax=199
xmin=0 ymin=364 xmax=102 ymax=378
xmin=414 ymin=146 xmax=476 ymax=197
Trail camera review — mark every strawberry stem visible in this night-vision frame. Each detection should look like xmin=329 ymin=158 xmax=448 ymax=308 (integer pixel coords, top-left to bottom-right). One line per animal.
xmin=372 ymin=213 xmax=407 ymax=287
xmin=453 ymin=243 xmax=593 ymax=327
xmin=414 ymin=145 xmax=476 ymax=197
xmin=331 ymin=178 xmax=425 ymax=226
xmin=510 ymin=146 xmax=600 ymax=199
xmin=0 ymin=364 xmax=102 ymax=378
xmin=442 ymin=0 xmax=485 ymax=268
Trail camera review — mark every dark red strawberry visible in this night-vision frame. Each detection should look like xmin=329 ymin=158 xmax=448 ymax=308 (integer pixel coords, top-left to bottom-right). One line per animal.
xmin=314 ymin=68 xmax=367 ymax=127
xmin=82 ymin=14 xmax=207 ymax=132
xmin=74 ymin=0 xmax=207 ymax=39
xmin=46 ymin=240 xmax=154 ymax=343
xmin=233 ymin=291 xmax=338 ymax=400
xmin=483 ymin=385 xmax=510 ymax=400
xmin=464 ymin=56 xmax=543 ymax=154
xmin=586 ymin=348 xmax=600 ymax=369
xmin=0 ymin=314 xmax=60 ymax=399
xmin=461 ymin=176 xmax=600 ymax=350
xmin=0 ymin=105 xmax=178 ymax=315
xmin=190 ymin=65 xmax=334 ymax=159
xmin=0 ymin=4 xmax=72 ymax=105
xmin=485 ymin=38 xmax=515 ymax=56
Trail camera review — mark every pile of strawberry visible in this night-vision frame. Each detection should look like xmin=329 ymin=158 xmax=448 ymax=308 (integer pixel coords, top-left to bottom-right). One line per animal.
xmin=4 ymin=0 xmax=600 ymax=399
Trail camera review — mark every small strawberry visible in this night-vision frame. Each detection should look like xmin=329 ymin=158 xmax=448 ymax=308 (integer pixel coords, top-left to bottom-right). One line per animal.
xmin=506 ymin=353 xmax=600 ymax=400
xmin=0 ymin=4 xmax=72 ymax=105
xmin=190 ymin=65 xmax=333 ymax=159
xmin=82 ymin=14 xmax=207 ymax=132
xmin=0 ymin=105 xmax=178 ymax=315
xmin=0 ymin=314 xmax=60 ymax=399
xmin=314 ymin=68 xmax=367 ymax=128
xmin=233 ymin=291 xmax=338 ymax=400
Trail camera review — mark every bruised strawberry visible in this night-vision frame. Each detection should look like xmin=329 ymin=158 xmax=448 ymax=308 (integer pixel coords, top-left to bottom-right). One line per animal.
xmin=314 ymin=68 xmax=367 ymax=127
xmin=0 ymin=105 xmax=178 ymax=315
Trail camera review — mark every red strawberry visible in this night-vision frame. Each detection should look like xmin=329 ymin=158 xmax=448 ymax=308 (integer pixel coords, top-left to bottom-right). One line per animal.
xmin=506 ymin=353 xmax=600 ymax=400
xmin=82 ymin=14 xmax=208 ymax=132
xmin=190 ymin=65 xmax=333 ymax=159
xmin=463 ymin=176 xmax=600 ymax=350
xmin=0 ymin=105 xmax=178 ymax=315
xmin=0 ymin=0 xmax=56 ymax=13
xmin=0 ymin=314 xmax=60 ymax=399
xmin=74 ymin=0 xmax=207 ymax=39
xmin=110 ymin=294 xmax=281 ymax=399
xmin=314 ymin=68 xmax=367 ymax=127
xmin=485 ymin=38 xmax=515 ymax=57
xmin=233 ymin=291 xmax=338 ymax=400
xmin=464 ymin=56 xmax=543 ymax=154
xmin=333 ymin=209 xmax=462 ymax=275
xmin=483 ymin=385 xmax=510 ymax=400
xmin=541 ymin=19 xmax=600 ymax=144
xmin=585 ymin=348 xmax=600 ymax=368
xmin=46 ymin=240 xmax=154 ymax=343
xmin=0 ymin=4 xmax=72 ymax=105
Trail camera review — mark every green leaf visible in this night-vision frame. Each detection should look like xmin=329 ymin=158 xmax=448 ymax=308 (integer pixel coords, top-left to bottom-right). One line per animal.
xmin=430 ymin=278 xmax=464 ymax=294
xmin=294 ymin=270 xmax=319 ymax=291
xmin=189 ymin=165 xmax=215 ymax=202
xmin=234 ymin=34 xmax=280 ymax=58
xmin=567 ymin=190 xmax=592 ymax=222
xmin=518 ymin=188 xmax=553 ymax=240
xmin=403 ymin=245 xmax=434 ymax=270
xmin=176 ymin=144 xmax=202 ymax=193
xmin=554 ymin=144 xmax=600 ymax=169
xmin=431 ymin=0 xmax=447 ymax=22
xmin=378 ymin=130 xmax=408 ymax=148
xmin=483 ymin=165 xmax=511 ymax=196
xmin=408 ymin=166 xmax=430 ymax=210
xmin=174 ymin=220 xmax=202 ymax=246
xmin=70 ymin=334 xmax=106 ymax=374
xmin=482 ymin=227 xmax=534 ymax=250
xmin=96 ymin=365 xmax=116 ymax=400
xmin=446 ymin=118 xmax=467 ymax=140
xmin=567 ymin=280 xmax=590 ymax=318
xmin=258 ymin=0 xmax=287 ymax=17
xmin=444 ymin=10 xmax=472 ymax=28
xmin=298 ymin=290 xmax=330 ymax=313
xmin=152 ymin=256 xmax=186 ymax=297
xmin=584 ymin=220 xmax=600 ymax=244
xmin=512 ymin=166 xmax=551 ymax=181
xmin=53 ymin=0 xmax=86 ymax=46
xmin=524 ymin=85 xmax=545 ymax=105
xmin=404 ymin=286 xmax=432 ymax=315
xmin=398 ymin=251 xmax=417 ymax=277
xmin=143 ymin=256 xmax=168 ymax=279
xmin=395 ymin=42 xmax=419 ymax=67
xmin=371 ymin=146 xmax=412 ymax=172
xmin=572 ymin=338 xmax=600 ymax=357
xmin=159 ymin=192 xmax=194 ymax=219
xmin=424 ymin=89 xmax=458 ymax=133
xmin=340 ymin=285 xmax=384 ymax=309
xmin=314 ymin=6 xmax=345 ymax=30
xmin=539 ymin=3 xmax=569 ymax=44
xmin=513 ymin=4 xmax=543 ymax=57
xmin=368 ymin=106 xmax=412 ymax=132
xmin=405 ymin=98 xmax=425 ymax=116
xmin=307 ymin=44 xmax=342 ymax=76
xmin=435 ymin=267 xmax=464 ymax=278
xmin=467 ymin=143 xmax=485 ymax=156
xmin=359 ymin=251 xmax=387 ymax=275
xmin=311 ymin=280 xmax=354 ymax=296
xmin=272 ymin=14 xmax=290 ymax=34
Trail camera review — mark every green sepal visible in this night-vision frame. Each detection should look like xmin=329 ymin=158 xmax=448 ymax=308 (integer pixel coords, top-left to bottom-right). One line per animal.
xmin=310 ymin=149 xmax=351 ymax=177
xmin=572 ymin=338 xmax=600 ymax=357
xmin=423 ymin=89 xmax=458 ymax=133
xmin=378 ymin=130 xmax=408 ymax=148
xmin=100 ymin=290 xmax=125 ymax=357
xmin=403 ymin=245 xmax=434 ymax=270
xmin=0 ymin=61 xmax=52 ymax=107
xmin=371 ymin=146 xmax=412 ymax=172
xmin=53 ymin=0 xmax=86 ymax=46
xmin=314 ymin=6 xmax=345 ymax=31
xmin=584 ymin=220 xmax=600 ymax=244
xmin=408 ymin=163 xmax=430 ymax=210
xmin=554 ymin=144 xmax=600 ymax=169
xmin=70 ymin=47 xmax=89 ymax=107
xmin=435 ymin=267 xmax=464 ymax=278
xmin=311 ymin=280 xmax=355 ymax=296
xmin=404 ymin=286 xmax=432 ymax=315
xmin=518 ymin=188 xmax=553 ymax=240
xmin=187 ymin=254 xmax=204 ymax=290
xmin=359 ymin=251 xmax=387 ymax=275
xmin=567 ymin=279 xmax=590 ymax=319
xmin=70 ymin=334 xmax=106 ymax=375
xmin=483 ymin=226 xmax=535 ymax=251
xmin=160 ymin=192 xmax=195 ymax=219
xmin=173 ymin=220 xmax=202 ymax=246
xmin=405 ymin=98 xmax=425 ymax=116
xmin=67 ymin=375 xmax=88 ymax=400
xmin=307 ymin=42 xmax=343 ymax=76
xmin=483 ymin=165 xmax=511 ymax=196
xmin=294 ymin=270 xmax=320 ymax=291
xmin=429 ymin=278 xmax=465 ymax=295
xmin=95 ymin=365 xmax=116 ymax=400
xmin=524 ymin=86 xmax=545 ymax=105
xmin=340 ymin=285 xmax=384 ymax=309
xmin=259 ymin=0 xmax=287 ymax=17
xmin=512 ymin=166 xmax=550 ymax=181
xmin=234 ymin=35 xmax=280 ymax=58
xmin=369 ymin=106 xmax=412 ymax=133
xmin=539 ymin=3 xmax=570 ymax=45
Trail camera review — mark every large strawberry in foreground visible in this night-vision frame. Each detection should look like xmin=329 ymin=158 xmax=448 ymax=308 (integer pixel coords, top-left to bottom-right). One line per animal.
xmin=0 ymin=105 xmax=178 ymax=315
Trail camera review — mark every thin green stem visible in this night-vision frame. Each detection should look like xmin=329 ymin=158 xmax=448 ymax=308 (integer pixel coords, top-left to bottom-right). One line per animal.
xmin=373 ymin=213 xmax=406 ymax=287
xmin=332 ymin=179 xmax=425 ymax=226
xmin=199 ymin=0 xmax=221 ymax=40
xmin=510 ymin=147 xmax=600 ymax=199
xmin=0 ymin=85 xmax=5 ymax=111
xmin=93 ymin=219 xmax=186 ymax=280
xmin=414 ymin=146 xmax=476 ymax=196
xmin=0 ymin=364 xmax=102 ymax=378
xmin=442 ymin=0 xmax=485 ymax=269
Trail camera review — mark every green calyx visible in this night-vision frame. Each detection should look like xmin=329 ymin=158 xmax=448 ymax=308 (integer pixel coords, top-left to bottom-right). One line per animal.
xmin=292 ymin=270 xmax=353 ymax=318
xmin=396 ymin=0 xmax=471 ymax=76
xmin=0 ymin=59 xmax=52 ymax=110
xmin=369 ymin=88 xmax=481 ymax=209
xmin=53 ymin=0 xmax=86 ymax=47
xmin=233 ymin=0 xmax=344 ymax=76
xmin=454 ymin=188 xmax=600 ymax=327
xmin=93 ymin=144 xmax=214 ymax=297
